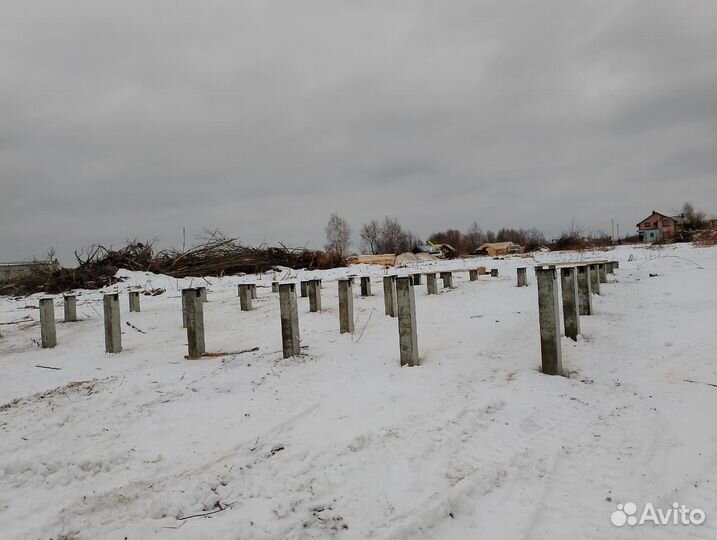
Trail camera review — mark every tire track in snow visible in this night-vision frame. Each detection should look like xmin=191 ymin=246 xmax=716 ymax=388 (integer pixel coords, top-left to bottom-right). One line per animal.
xmin=368 ymin=378 xmax=613 ymax=539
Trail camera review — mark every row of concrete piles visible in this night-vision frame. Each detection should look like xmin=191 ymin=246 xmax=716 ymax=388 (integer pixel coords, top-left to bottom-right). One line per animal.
xmin=271 ymin=274 xmax=424 ymax=365
xmin=32 ymin=263 xmax=520 ymax=365
xmin=182 ymin=266 xmax=506 ymax=363
xmin=380 ymin=266 xmax=505 ymax=313
xmin=535 ymin=260 xmax=618 ymax=376
xmin=271 ymin=266 xmax=501 ymax=366
xmin=37 ymin=287 xmax=154 ymax=353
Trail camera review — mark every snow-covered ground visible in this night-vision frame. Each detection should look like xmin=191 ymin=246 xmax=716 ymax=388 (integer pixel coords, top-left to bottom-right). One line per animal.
xmin=1 ymin=243 xmax=715 ymax=540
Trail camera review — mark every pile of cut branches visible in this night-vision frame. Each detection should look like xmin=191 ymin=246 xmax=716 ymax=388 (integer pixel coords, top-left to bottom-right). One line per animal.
xmin=0 ymin=233 xmax=343 ymax=296
xmin=693 ymin=229 xmax=717 ymax=246
xmin=153 ymin=234 xmax=337 ymax=277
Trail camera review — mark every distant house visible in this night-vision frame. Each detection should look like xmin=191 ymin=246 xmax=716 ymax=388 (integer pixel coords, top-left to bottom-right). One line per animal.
xmin=636 ymin=210 xmax=679 ymax=243
xmin=473 ymin=242 xmax=521 ymax=257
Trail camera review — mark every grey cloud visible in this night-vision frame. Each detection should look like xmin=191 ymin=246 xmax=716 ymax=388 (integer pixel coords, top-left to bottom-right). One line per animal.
xmin=1 ymin=0 xmax=715 ymax=263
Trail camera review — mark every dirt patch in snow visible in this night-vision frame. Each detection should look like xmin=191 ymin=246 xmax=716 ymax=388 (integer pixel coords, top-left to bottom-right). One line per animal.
xmin=0 ymin=379 xmax=100 ymax=412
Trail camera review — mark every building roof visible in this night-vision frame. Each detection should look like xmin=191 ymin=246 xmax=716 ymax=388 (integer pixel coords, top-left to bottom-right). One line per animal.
xmin=477 ymin=242 xmax=514 ymax=251
xmin=636 ymin=210 xmax=678 ymax=227
xmin=474 ymin=242 xmax=518 ymax=257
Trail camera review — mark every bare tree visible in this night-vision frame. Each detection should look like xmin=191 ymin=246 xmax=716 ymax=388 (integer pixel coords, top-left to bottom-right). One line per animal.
xmin=427 ymin=222 xmax=545 ymax=253
xmin=403 ymin=231 xmax=422 ymax=252
xmin=523 ymin=227 xmax=546 ymax=251
xmin=359 ymin=216 xmax=421 ymax=254
xmin=325 ymin=213 xmax=352 ymax=258
xmin=567 ymin=218 xmax=583 ymax=238
xmin=360 ymin=219 xmax=380 ymax=254
xmin=45 ymin=247 xmax=58 ymax=265
xmin=678 ymin=202 xmax=706 ymax=231
xmin=379 ymin=217 xmax=405 ymax=253
xmin=428 ymin=229 xmax=463 ymax=254
xmin=463 ymin=222 xmax=484 ymax=254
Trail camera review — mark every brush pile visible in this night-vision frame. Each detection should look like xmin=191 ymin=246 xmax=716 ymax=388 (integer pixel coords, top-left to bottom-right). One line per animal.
xmin=0 ymin=234 xmax=342 ymax=296
xmin=692 ymin=229 xmax=717 ymax=247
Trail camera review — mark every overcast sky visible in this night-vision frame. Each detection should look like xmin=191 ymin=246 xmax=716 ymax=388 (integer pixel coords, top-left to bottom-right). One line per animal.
xmin=2 ymin=1 xmax=715 ymax=263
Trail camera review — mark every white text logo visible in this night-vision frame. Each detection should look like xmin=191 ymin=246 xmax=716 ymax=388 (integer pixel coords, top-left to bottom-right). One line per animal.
xmin=611 ymin=502 xmax=705 ymax=527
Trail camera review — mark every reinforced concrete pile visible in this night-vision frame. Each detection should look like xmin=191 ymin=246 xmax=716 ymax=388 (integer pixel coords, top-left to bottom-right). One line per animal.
xmin=0 ymin=236 xmax=342 ymax=296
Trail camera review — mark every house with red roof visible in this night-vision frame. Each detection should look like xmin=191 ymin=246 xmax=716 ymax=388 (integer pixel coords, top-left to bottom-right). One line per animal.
xmin=637 ymin=210 xmax=679 ymax=242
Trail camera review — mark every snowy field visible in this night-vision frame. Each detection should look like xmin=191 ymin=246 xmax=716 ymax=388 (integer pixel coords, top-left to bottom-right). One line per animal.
xmin=1 ymin=243 xmax=715 ymax=540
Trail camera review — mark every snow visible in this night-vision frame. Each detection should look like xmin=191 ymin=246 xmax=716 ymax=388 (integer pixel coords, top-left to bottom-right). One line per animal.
xmin=1 ymin=243 xmax=715 ymax=539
